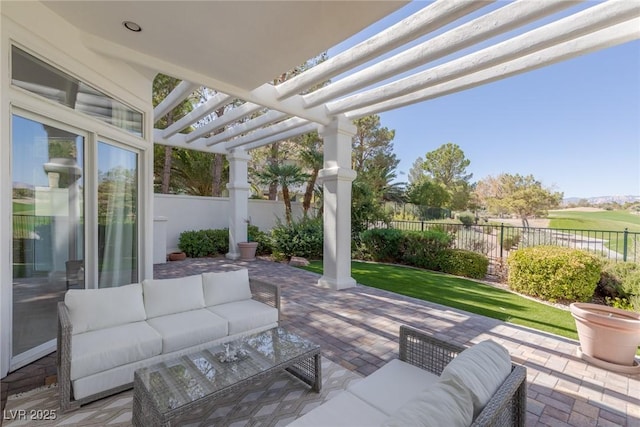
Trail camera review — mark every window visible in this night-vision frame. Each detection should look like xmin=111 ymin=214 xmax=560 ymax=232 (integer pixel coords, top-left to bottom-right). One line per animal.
xmin=11 ymin=46 xmax=143 ymax=137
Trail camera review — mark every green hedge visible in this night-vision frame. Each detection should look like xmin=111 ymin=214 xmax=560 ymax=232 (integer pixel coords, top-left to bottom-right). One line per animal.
xmin=360 ymin=228 xmax=404 ymax=262
xmin=178 ymin=228 xmax=229 ymax=258
xmin=507 ymin=246 xmax=601 ymax=302
xmin=271 ymin=217 xmax=323 ymax=259
xmin=400 ymin=230 xmax=453 ymax=270
xmin=440 ymin=249 xmax=489 ymax=279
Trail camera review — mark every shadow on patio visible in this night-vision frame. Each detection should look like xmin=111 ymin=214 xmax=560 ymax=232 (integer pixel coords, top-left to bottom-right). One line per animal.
xmin=2 ymin=257 xmax=639 ymax=426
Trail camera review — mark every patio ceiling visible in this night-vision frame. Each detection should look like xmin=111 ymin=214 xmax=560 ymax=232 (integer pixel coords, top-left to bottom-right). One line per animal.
xmin=47 ymin=1 xmax=640 ymax=155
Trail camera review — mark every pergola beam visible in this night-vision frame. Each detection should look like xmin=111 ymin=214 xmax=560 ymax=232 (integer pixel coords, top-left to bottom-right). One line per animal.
xmin=153 ymin=81 xmax=200 ymax=121
xmin=242 ymin=123 xmax=318 ymax=151
xmin=346 ymin=18 xmax=640 ymax=119
xmin=153 ymin=129 xmax=227 ymax=154
xmin=184 ymin=102 xmax=263 ymax=143
xmin=204 ymin=110 xmax=289 ymax=147
xmin=162 ymin=92 xmax=232 ymax=138
xmin=275 ymin=0 xmax=493 ymax=99
xmin=327 ymin=0 xmax=640 ymax=115
xmin=303 ymin=0 xmax=580 ymax=108
xmin=224 ymin=117 xmax=309 ymax=149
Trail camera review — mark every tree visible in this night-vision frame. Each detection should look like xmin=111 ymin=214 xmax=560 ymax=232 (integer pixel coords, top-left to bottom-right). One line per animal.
xmin=406 ymin=179 xmax=450 ymax=220
xmin=475 ymin=173 xmax=563 ymax=226
xmin=297 ymin=132 xmax=323 ymax=215
xmin=152 ymin=74 xmax=196 ymax=194
xmin=170 ymin=149 xmax=217 ymax=196
xmin=254 ymin=163 xmax=309 ymax=224
xmin=352 ymin=115 xmax=396 ymax=173
xmin=418 ymin=143 xmax=473 ymax=210
xmin=407 ymin=157 xmax=426 ymax=185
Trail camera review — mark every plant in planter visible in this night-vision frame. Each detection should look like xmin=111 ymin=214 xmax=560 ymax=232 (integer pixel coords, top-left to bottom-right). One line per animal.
xmin=237 ymin=217 xmax=258 ymax=260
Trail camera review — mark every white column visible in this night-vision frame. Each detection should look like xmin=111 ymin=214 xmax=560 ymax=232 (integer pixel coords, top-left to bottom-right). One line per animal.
xmin=318 ymin=116 xmax=357 ymax=290
xmin=226 ymin=149 xmax=251 ymax=260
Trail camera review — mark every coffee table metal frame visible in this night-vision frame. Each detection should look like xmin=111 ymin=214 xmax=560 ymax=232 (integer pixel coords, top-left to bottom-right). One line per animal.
xmin=132 ymin=327 xmax=321 ymax=427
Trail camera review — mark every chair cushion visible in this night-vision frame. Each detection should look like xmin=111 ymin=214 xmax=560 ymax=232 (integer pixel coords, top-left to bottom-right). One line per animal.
xmin=202 ymin=269 xmax=252 ymax=306
xmin=288 ymin=391 xmax=389 ymax=427
xmin=142 ymin=275 xmax=204 ymax=318
xmin=70 ymin=321 xmax=162 ymax=380
xmin=146 ymin=309 xmax=228 ymax=353
xmin=440 ymin=340 xmax=512 ymax=418
xmin=347 ymin=359 xmax=440 ymax=415
xmin=65 ymin=283 xmax=146 ymax=334
xmin=207 ymin=299 xmax=279 ymax=335
xmin=382 ymin=377 xmax=474 ymax=427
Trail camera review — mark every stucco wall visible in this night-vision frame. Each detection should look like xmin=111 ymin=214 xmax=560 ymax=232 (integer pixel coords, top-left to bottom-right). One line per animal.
xmin=154 ymin=194 xmax=304 ymax=256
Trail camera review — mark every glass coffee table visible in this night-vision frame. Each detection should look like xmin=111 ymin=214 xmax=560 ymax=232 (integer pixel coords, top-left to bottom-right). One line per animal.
xmin=132 ymin=327 xmax=321 ymax=427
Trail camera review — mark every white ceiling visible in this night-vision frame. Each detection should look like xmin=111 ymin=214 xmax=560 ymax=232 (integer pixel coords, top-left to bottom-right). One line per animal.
xmin=43 ymin=1 xmax=406 ymax=90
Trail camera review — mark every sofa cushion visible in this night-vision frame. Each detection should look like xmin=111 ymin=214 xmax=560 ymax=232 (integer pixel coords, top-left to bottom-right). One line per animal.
xmin=202 ymin=269 xmax=252 ymax=306
xmin=382 ymin=377 xmax=474 ymax=427
xmin=142 ymin=275 xmax=204 ymax=318
xmin=288 ymin=390 xmax=389 ymax=427
xmin=440 ymin=340 xmax=512 ymax=418
xmin=207 ymin=299 xmax=278 ymax=335
xmin=70 ymin=321 xmax=162 ymax=380
xmin=348 ymin=359 xmax=440 ymax=415
xmin=65 ymin=283 xmax=146 ymax=334
xmin=146 ymin=309 xmax=228 ymax=353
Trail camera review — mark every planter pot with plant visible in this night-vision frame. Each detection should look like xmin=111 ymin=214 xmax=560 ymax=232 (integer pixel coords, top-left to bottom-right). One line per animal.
xmin=237 ymin=217 xmax=258 ymax=260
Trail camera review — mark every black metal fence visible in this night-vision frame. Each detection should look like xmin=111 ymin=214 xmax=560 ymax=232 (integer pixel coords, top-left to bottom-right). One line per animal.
xmin=381 ymin=220 xmax=640 ymax=265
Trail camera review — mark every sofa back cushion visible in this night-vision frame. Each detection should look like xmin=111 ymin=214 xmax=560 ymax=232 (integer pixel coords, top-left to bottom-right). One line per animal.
xmin=142 ymin=275 xmax=205 ymax=318
xmin=440 ymin=340 xmax=512 ymax=418
xmin=382 ymin=377 xmax=474 ymax=427
xmin=202 ymin=269 xmax=252 ymax=306
xmin=65 ymin=283 xmax=146 ymax=334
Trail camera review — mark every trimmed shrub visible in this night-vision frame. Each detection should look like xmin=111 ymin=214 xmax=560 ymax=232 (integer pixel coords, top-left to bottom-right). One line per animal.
xmin=458 ymin=213 xmax=475 ymax=228
xmin=178 ymin=228 xmax=229 ymax=258
xmin=272 ymin=217 xmax=323 ymax=259
xmin=598 ymin=260 xmax=639 ymax=298
xmin=440 ymin=249 xmax=489 ymax=279
xmin=360 ymin=228 xmax=404 ymax=262
xmin=507 ymin=246 xmax=601 ymax=303
xmin=502 ymin=232 xmax=521 ymax=250
xmin=400 ymin=230 xmax=453 ymax=270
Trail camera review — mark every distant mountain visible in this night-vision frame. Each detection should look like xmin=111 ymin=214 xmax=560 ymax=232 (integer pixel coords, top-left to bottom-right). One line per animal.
xmin=563 ymin=195 xmax=640 ymax=205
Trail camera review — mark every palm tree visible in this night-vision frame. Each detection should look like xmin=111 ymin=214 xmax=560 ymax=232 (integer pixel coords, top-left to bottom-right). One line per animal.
xmin=254 ymin=163 xmax=309 ymax=224
xmin=297 ymin=132 xmax=323 ymax=216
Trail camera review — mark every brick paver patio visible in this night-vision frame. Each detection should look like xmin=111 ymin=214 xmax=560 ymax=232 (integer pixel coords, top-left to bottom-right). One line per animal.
xmin=2 ymin=257 xmax=639 ymax=426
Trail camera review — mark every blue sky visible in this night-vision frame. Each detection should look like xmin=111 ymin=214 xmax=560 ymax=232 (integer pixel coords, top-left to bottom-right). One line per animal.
xmin=328 ymin=2 xmax=640 ymax=199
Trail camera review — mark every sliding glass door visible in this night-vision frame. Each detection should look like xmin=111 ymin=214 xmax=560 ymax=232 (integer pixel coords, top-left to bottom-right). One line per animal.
xmin=11 ymin=115 xmax=84 ymax=357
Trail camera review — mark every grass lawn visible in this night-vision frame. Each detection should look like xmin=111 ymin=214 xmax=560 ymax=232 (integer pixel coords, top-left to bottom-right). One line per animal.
xmin=548 ymin=210 xmax=640 ymax=258
xmin=548 ymin=209 xmax=640 ymax=232
xmin=300 ymin=260 xmax=579 ymax=340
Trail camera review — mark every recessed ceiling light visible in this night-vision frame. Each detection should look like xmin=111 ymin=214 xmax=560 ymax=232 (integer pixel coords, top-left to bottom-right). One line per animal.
xmin=123 ymin=21 xmax=142 ymax=32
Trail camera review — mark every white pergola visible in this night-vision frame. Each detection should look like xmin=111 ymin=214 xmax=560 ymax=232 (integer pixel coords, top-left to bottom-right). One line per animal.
xmin=45 ymin=0 xmax=640 ymax=289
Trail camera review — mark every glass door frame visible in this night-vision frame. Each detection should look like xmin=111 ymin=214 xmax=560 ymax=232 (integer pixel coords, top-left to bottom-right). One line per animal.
xmin=9 ymin=108 xmax=90 ymax=371
xmin=6 ymin=104 xmax=145 ymax=372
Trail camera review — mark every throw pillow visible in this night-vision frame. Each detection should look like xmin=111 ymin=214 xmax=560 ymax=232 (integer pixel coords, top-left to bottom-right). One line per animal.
xmin=202 ymin=269 xmax=252 ymax=306
xmin=382 ymin=377 xmax=474 ymax=427
xmin=440 ymin=340 xmax=512 ymax=418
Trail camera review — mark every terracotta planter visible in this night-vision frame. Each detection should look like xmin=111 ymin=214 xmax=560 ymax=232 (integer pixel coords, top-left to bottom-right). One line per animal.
xmin=570 ymin=302 xmax=640 ymax=369
xmin=237 ymin=242 xmax=258 ymax=261
xmin=168 ymin=251 xmax=186 ymax=261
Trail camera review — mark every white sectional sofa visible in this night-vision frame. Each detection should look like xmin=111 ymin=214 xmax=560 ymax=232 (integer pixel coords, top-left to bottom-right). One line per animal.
xmin=289 ymin=326 xmax=526 ymax=427
xmin=57 ymin=268 xmax=280 ymax=412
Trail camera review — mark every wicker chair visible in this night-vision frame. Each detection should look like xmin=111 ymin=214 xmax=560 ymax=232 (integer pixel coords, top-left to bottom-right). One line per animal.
xmin=399 ymin=325 xmax=527 ymax=427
